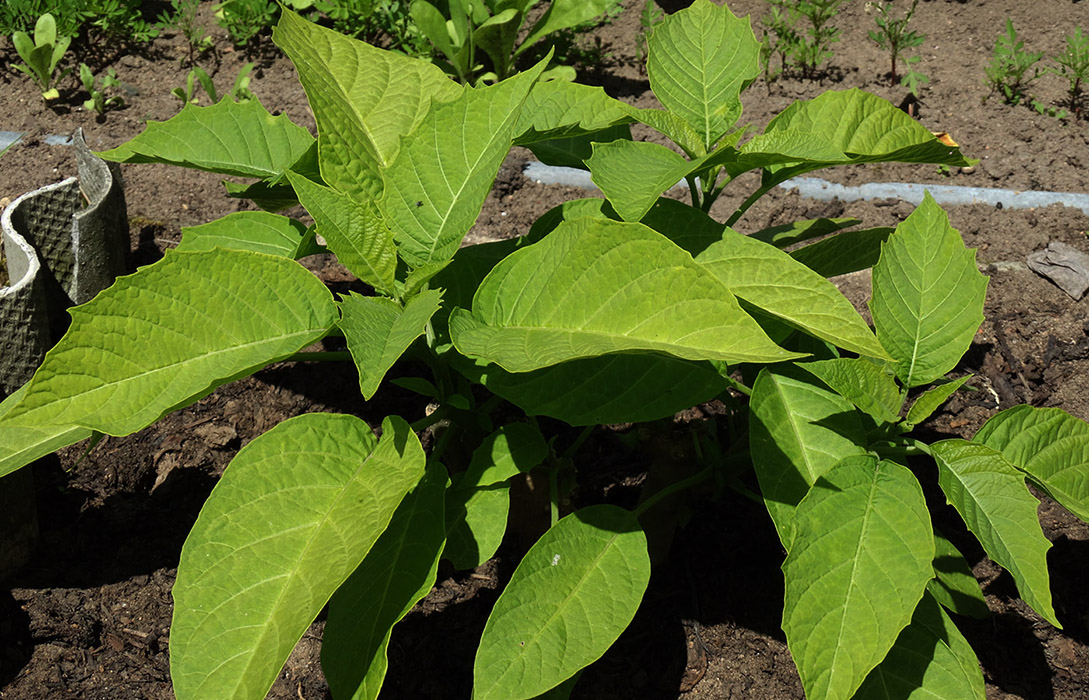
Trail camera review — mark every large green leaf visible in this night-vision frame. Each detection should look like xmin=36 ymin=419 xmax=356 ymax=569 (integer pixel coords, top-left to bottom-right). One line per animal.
xmin=0 ymin=250 xmax=336 ymax=478
xmin=854 ymin=592 xmax=985 ymax=700
xmin=473 ymin=505 xmax=650 ymax=700
xmin=800 ymin=358 xmax=901 ymax=424
xmin=339 ymin=290 xmax=443 ymax=400
xmin=870 ymin=194 xmax=987 ymax=388
xmin=762 ymin=89 xmax=973 ymax=180
xmin=449 ymin=218 xmax=798 ymax=372
xmin=645 ymin=0 xmax=759 ymax=149
xmin=696 ymin=229 xmax=889 ymax=360
xmin=273 ymin=8 xmax=459 ymax=200
xmin=470 ymin=355 xmax=729 ymax=427
xmin=171 ymin=414 xmax=426 ymax=700
xmin=513 ymin=79 xmax=632 ymax=145
xmin=931 ymin=439 xmax=1058 ymax=626
xmin=384 ymin=59 xmax=546 ymax=267
xmin=321 ymin=461 xmax=446 ymax=700
xmin=288 ymin=171 xmax=398 ymax=294
xmin=783 ymin=457 xmax=934 ymax=700
xmin=586 ymin=140 xmax=690 ymax=222
xmin=749 ymin=366 xmax=869 ymax=545
xmin=176 ymin=211 xmax=319 ymax=259
xmin=97 ymin=99 xmax=314 ymax=179
xmin=975 ymin=405 xmax=1089 ymax=522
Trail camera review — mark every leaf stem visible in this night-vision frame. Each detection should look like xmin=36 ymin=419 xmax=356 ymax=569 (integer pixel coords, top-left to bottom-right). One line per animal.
xmin=726 ymin=178 xmax=778 ymax=227
xmin=560 ymin=425 xmax=595 ymax=461
xmin=410 ymin=405 xmax=450 ymax=433
xmin=633 ymin=466 xmax=713 ymax=518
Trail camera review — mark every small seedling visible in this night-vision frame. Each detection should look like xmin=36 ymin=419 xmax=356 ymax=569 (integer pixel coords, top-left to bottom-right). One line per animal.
xmin=11 ymin=13 xmax=71 ymax=101
xmin=766 ymin=0 xmax=846 ymax=79
xmin=215 ymin=0 xmax=278 ymax=47
xmin=158 ymin=0 xmax=215 ymax=67
xmin=867 ymin=0 xmax=927 ymax=93
xmin=985 ymin=18 xmax=1042 ymax=105
xmin=80 ymin=64 xmax=125 ymax=116
xmin=635 ymin=0 xmax=665 ymax=71
xmin=760 ymin=4 xmax=801 ymax=82
xmin=1051 ymin=26 xmax=1088 ymax=118
xmin=172 ymin=63 xmax=256 ymax=105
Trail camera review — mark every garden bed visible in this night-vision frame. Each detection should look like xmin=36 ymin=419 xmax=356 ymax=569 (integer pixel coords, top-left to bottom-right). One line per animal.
xmin=1 ymin=1 xmax=1088 ymax=699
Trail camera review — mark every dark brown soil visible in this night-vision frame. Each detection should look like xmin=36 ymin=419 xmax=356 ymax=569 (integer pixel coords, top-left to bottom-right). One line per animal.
xmin=1 ymin=1 xmax=1089 ymax=699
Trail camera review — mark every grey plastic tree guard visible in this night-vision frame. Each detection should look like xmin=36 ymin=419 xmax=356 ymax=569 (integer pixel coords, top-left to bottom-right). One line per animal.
xmin=0 ymin=128 xmax=128 ymax=398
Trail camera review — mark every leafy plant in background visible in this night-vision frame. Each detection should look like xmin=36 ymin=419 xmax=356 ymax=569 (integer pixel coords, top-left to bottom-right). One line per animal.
xmin=408 ymin=0 xmax=619 ymax=84
xmin=766 ymin=0 xmax=846 ymax=79
xmin=11 ymin=12 xmax=71 ymax=101
xmin=313 ymin=0 xmax=431 ymax=57
xmin=0 ymin=0 xmax=82 ymax=37
xmin=157 ymin=0 xmax=215 ymax=67
xmin=985 ymin=18 xmax=1042 ymax=105
xmin=1 ymin=2 xmax=1087 ymax=700
xmin=1051 ymin=25 xmax=1088 ymax=118
xmin=79 ymin=63 xmax=125 ymax=116
xmin=867 ymin=0 xmax=927 ymax=95
xmin=215 ymin=0 xmax=278 ymax=46
xmin=759 ymin=2 xmax=800 ymax=82
xmin=634 ymin=0 xmax=664 ymax=71
xmin=83 ymin=0 xmax=160 ymax=42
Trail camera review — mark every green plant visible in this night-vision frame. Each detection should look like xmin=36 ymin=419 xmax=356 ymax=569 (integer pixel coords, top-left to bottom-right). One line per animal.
xmin=0 ymin=0 xmax=83 ymax=37
xmin=158 ymin=0 xmax=215 ymax=66
xmin=867 ymin=0 xmax=927 ymax=94
xmin=83 ymin=0 xmax=159 ymax=42
xmin=409 ymin=0 xmax=618 ymax=84
xmin=2 ymin=3 xmax=1086 ymax=700
xmin=985 ymin=18 xmax=1043 ymax=105
xmin=171 ymin=62 xmax=256 ymax=104
xmin=1051 ymin=25 xmax=1089 ymax=118
xmin=11 ymin=12 xmax=71 ymax=100
xmin=215 ymin=0 xmax=278 ymax=46
xmin=767 ymin=0 xmax=846 ymax=79
xmin=759 ymin=3 xmax=800 ymax=82
xmin=79 ymin=63 xmax=124 ymax=115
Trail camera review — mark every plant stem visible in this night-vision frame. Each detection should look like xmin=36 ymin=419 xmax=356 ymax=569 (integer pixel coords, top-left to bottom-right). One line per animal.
xmin=410 ymin=405 xmax=450 ymax=433
xmin=720 ymin=373 xmax=753 ymax=397
xmin=633 ymin=466 xmax=713 ymax=518
xmin=549 ymin=463 xmax=560 ymax=527
xmin=560 ymin=425 xmax=595 ymax=461
xmin=726 ymin=178 xmax=778 ymax=227
xmin=282 ymin=350 xmax=351 ymax=362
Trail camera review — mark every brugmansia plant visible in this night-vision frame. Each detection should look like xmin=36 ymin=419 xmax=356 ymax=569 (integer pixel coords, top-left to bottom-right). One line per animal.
xmin=1 ymin=2 xmax=1085 ymax=699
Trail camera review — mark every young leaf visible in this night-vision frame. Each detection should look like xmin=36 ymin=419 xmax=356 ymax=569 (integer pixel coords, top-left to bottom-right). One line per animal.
xmin=783 ymin=457 xmax=934 ymax=700
xmin=586 ymin=140 xmax=690 ymax=222
xmin=749 ymin=366 xmax=869 ymax=545
xmin=384 ymin=58 xmax=547 ymax=267
xmin=462 ymin=422 xmax=549 ymax=488
xmin=97 ymin=99 xmax=314 ymax=179
xmin=287 ymin=171 xmax=397 ymax=295
xmin=789 ymin=227 xmax=893 ymax=278
xmin=928 ymin=529 xmax=989 ymax=620
xmin=974 ymin=405 xmax=1089 ymax=522
xmin=870 ymin=193 xmax=987 ymax=388
xmin=171 ymin=414 xmax=426 ymax=700
xmin=469 ymin=355 xmax=729 ymax=427
xmin=0 ymin=250 xmax=336 ymax=476
xmin=444 ymin=482 xmax=510 ymax=570
xmin=854 ymin=592 xmax=986 ymax=700
xmin=321 ymin=461 xmax=447 ymax=700
xmin=176 ymin=211 xmax=319 ymax=258
xmin=646 ymin=0 xmax=760 ymax=149
xmin=273 ymin=8 xmax=459 ymax=200
xmin=450 ymin=218 xmax=799 ymax=372
xmin=339 ymin=290 xmax=443 ymax=400
xmin=696 ymin=230 xmax=889 ymax=360
xmin=800 ymin=358 xmax=901 ymax=424
xmin=930 ymin=439 xmax=1059 ymax=626
xmin=904 ymin=376 xmax=972 ymax=428
xmin=473 ymin=505 xmax=650 ymax=700
xmin=750 ymin=217 xmax=861 ymax=248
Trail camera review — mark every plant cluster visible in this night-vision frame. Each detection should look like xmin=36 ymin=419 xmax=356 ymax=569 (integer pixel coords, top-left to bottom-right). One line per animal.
xmin=983 ymin=17 xmax=1081 ymax=119
xmin=867 ymin=0 xmax=927 ymax=95
xmin=3 ymin=2 xmax=1088 ymax=700
xmin=172 ymin=62 xmax=255 ymax=105
xmin=214 ymin=0 xmax=279 ymax=47
xmin=760 ymin=0 xmax=847 ymax=80
xmin=156 ymin=0 xmax=215 ymax=67
xmin=0 ymin=0 xmax=158 ymax=43
xmin=79 ymin=62 xmax=124 ymax=116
